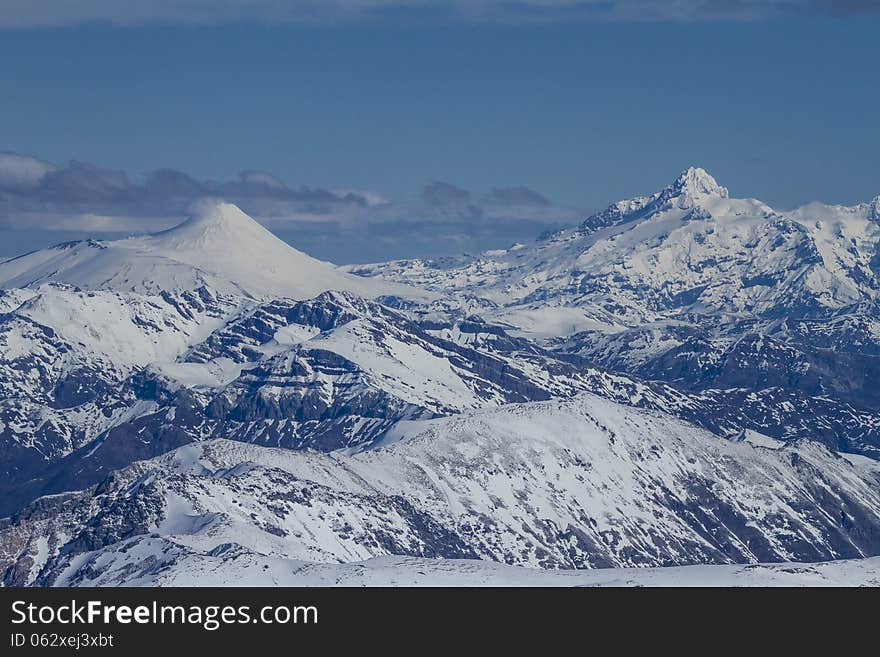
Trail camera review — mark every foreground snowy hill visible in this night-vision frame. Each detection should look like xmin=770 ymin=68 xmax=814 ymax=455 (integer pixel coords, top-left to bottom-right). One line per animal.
xmin=39 ymin=553 xmax=880 ymax=587
xmin=3 ymin=395 xmax=880 ymax=586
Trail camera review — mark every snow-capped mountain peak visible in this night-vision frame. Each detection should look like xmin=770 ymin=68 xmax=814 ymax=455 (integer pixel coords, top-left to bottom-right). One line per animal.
xmin=664 ymin=166 xmax=729 ymax=203
xmin=142 ymin=200 xmax=360 ymax=297
xmin=151 ymin=201 xmax=286 ymax=254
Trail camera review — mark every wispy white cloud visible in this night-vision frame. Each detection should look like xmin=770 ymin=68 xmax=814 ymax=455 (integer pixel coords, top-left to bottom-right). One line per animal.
xmin=0 ymin=0 xmax=871 ymax=29
xmin=0 ymin=153 xmax=56 ymax=192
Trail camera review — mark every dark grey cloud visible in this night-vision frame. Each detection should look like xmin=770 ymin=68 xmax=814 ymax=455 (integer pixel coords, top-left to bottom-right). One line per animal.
xmin=419 ymin=181 xmax=486 ymax=221
xmin=40 ymin=161 xmax=134 ymax=203
xmin=0 ymin=1 xmax=875 ymax=29
xmin=422 ymin=181 xmax=473 ymax=208
xmin=484 ymin=186 xmax=551 ymax=208
xmin=0 ymin=152 xmax=584 ymax=263
xmin=142 ymin=168 xmax=204 ymax=198
xmin=0 ymin=153 xmax=377 ymax=228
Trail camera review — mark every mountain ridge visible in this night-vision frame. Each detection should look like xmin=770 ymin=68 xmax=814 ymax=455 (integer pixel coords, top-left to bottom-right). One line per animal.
xmin=6 ymin=394 xmax=880 ymax=586
xmin=347 ymin=168 xmax=880 ymax=329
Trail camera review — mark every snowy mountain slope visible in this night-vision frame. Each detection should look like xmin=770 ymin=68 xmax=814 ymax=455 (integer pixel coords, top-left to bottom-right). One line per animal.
xmin=0 ymin=208 xmax=426 ymax=515
xmin=6 ymin=281 xmax=880 ymax=518
xmin=343 ymin=169 xmax=880 ymax=464
xmin=28 ymin=344 xmax=877 ymax=521
xmin=5 ymin=393 xmax=880 ymax=586
xmin=0 ymin=290 xmax=686 ymax=514
xmin=0 ymin=202 xmax=424 ymax=301
xmin=11 ymin=284 xmax=237 ymax=369
xmin=0 ymin=283 xmax=241 ymax=485
xmin=534 ymin=189 xmax=880 ymax=407
xmin=0 ymin=288 xmax=36 ymax=314
xmin=160 ymin=292 xmax=880 ymax=463
xmin=791 ymin=196 xmax=880 ymax=286
xmin=559 ymin=323 xmax=880 ymax=412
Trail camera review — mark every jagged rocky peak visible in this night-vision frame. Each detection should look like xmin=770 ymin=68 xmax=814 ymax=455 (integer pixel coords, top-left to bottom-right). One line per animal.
xmin=578 ymin=166 xmax=728 ymax=232
xmin=667 ymin=166 xmax=729 ymax=199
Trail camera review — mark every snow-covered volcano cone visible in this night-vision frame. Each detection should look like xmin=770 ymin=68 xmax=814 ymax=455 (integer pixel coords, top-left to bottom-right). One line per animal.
xmin=0 ymin=201 xmax=427 ymax=300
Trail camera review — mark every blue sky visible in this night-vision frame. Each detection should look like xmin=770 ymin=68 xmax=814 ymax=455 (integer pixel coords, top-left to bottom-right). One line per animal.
xmin=1 ymin=1 xmax=878 ymax=262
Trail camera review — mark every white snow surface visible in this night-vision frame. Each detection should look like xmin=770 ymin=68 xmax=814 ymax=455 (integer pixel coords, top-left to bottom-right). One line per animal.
xmin=14 ymin=285 xmax=233 ymax=368
xmin=57 ymin=546 xmax=880 ymax=587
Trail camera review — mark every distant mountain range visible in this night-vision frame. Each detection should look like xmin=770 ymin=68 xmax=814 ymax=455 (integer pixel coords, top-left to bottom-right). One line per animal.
xmin=2 ymin=169 xmax=880 ymax=586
